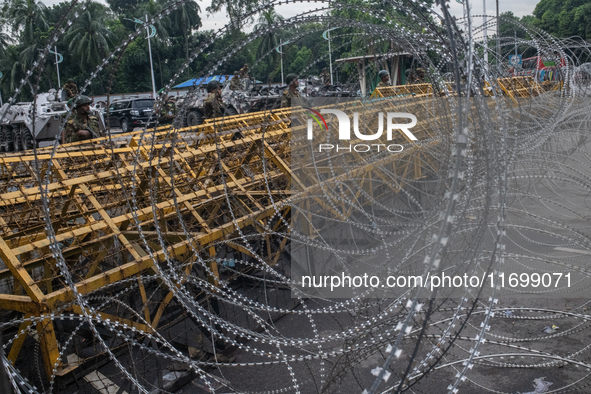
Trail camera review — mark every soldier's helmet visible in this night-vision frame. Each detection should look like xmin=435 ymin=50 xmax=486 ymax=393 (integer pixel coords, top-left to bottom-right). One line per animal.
xmin=73 ymin=95 xmax=92 ymax=107
xmin=416 ymin=68 xmax=425 ymax=75
xmin=68 ymin=78 xmax=74 ymax=84
xmin=234 ymin=71 xmax=239 ymax=76
xmin=378 ymin=70 xmax=389 ymax=79
xmin=285 ymin=73 xmax=298 ymax=85
xmin=207 ymin=80 xmax=221 ymax=92
xmin=168 ymin=96 xmax=176 ymax=102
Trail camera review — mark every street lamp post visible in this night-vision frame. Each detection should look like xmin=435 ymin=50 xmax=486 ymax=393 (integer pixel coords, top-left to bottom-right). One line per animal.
xmin=146 ymin=15 xmax=157 ymax=98
xmin=280 ymin=38 xmax=284 ymax=85
xmin=513 ymin=30 xmax=518 ymax=76
xmin=54 ymin=46 xmax=61 ymax=88
xmin=322 ymin=27 xmax=339 ymax=85
xmin=52 ymin=46 xmax=62 ymax=88
xmin=125 ymin=17 xmax=157 ymax=98
xmin=496 ymin=0 xmax=500 ymax=59
xmin=515 ymin=31 xmax=518 ymax=56
xmin=276 ymin=40 xmax=288 ymax=85
xmin=483 ymin=0 xmax=488 ymax=71
xmin=328 ymin=27 xmax=333 ymax=85
xmin=39 ymin=47 xmax=63 ymax=90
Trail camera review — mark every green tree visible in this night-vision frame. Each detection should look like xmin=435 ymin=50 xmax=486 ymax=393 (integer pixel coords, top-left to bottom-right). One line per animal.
xmin=0 ymin=45 xmax=27 ymax=100
xmin=169 ymin=0 xmax=201 ymax=77
xmin=288 ymin=46 xmax=312 ymax=75
xmin=64 ymin=3 xmax=114 ymax=69
xmin=496 ymin=11 xmax=534 ymax=58
xmin=206 ymin=0 xmax=258 ymax=31
xmin=114 ymin=40 xmax=153 ymax=93
xmin=254 ymin=7 xmax=284 ymax=78
xmin=5 ymin=0 xmax=48 ymax=45
xmin=0 ymin=32 xmax=12 ymax=56
xmin=106 ymin=0 xmax=147 ymax=15
xmin=532 ymin=0 xmax=591 ymax=39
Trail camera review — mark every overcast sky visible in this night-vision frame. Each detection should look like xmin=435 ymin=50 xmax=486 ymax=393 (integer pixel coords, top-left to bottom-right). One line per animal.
xmin=38 ymin=0 xmax=542 ymax=32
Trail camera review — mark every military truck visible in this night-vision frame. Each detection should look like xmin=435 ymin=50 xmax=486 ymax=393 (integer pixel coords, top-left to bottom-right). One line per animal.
xmin=0 ymin=89 xmax=105 ymax=152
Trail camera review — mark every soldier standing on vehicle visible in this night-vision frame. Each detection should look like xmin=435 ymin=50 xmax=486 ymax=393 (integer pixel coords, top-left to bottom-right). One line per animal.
xmin=230 ymin=71 xmax=242 ymax=91
xmin=239 ymin=64 xmax=249 ymax=79
xmin=62 ymin=79 xmax=78 ymax=100
xmin=376 ymin=70 xmax=390 ymax=88
xmin=203 ymin=80 xmax=226 ymax=119
xmin=62 ymin=95 xmax=103 ymax=144
xmin=320 ymin=68 xmax=330 ymax=85
xmin=281 ymin=74 xmax=301 ymax=108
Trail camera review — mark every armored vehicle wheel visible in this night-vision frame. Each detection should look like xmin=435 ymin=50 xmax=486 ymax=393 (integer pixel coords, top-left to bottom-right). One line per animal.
xmin=0 ymin=126 xmax=6 ymax=152
xmin=187 ymin=110 xmax=203 ymax=126
xmin=225 ymin=106 xmax=238 ymax=117
xmin=21 ymin=125 xmax=35 ymax=150
xmin=12 ymin=126 xmax=22 ymax=152
xmin=121 ymin=118 xmax=132 ymax=133
xmin=5 ymin=127 xmax=14 ymax=152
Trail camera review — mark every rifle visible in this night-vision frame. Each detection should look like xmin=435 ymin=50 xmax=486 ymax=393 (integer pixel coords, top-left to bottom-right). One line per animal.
xmin=82 ymin=126 xmax=100 ymax=139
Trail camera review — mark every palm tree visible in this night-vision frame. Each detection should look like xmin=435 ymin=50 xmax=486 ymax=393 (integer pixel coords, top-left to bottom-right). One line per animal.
xmin=254 ymin=7 xmax=284 ymax=77
xmin=7 ymin=0 xmax=48 ymax=46
xmin=64 ymin=3 xmax=114 ymax=69
xmin=170 ymin=1 xmax=201 ymax=77
xmin=206 ymin=0 xmax=258 ymax=31
xmin=138 ymin=0 xmax=171 ymax=87
xmin=0 ymin=45 xmax=27 ymax=99
xmin=0 ymin=32 xmax=12 ymax=57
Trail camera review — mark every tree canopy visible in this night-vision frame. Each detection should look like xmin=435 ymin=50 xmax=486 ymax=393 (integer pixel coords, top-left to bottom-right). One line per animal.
xmin=532 ymin=0 xmax=591 ymax=39
xmin=0 ymin=0 xmax=589 ymax=102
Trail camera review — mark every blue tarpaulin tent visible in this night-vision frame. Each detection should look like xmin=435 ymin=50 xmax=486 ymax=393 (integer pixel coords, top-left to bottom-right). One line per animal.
xmin=172 ymin=75 xmax=262 ymax=89
xmin=172 ymin=75 xmax=232 ymax=89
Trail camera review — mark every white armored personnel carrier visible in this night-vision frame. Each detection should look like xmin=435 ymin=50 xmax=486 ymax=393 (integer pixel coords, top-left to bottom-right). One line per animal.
xmin=0 ymin=89 xmax=105 ymax=152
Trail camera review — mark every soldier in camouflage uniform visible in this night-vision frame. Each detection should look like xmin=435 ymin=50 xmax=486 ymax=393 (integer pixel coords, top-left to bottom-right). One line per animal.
xmin=62 ymin=79 xmax=78 ymax=100
xmin=203 ymin=80 xmax=226 ymax=119
xmin=409 ymin=68 xmax=426 ymax=84
xmin=320 ymin=68 xmax=330 ymax=85
xmin=239 ymin=63 xmax=249 ymax=79
xmin=281 ymin=74 xmax=301 ymax=108
xmin=62 ymin=95 xmax=103 ymax=144
xmin=229 ymin=71 xmax=242 ymax=91
xmin=376 ymin=70 xmax=390 ymax=88
xmin=405 ymin=69 xmax=416 ymax=84
xmin=161 ymin=96 xmax=177 ymax=123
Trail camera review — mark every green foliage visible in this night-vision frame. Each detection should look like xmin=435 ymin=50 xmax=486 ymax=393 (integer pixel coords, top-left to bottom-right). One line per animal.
xmin=289 ymin=46 xmax=313 ymax=75
xmin=0 ymin=45 xmax=27 ymax=100
xmin=105 ymin=0 xmax=143 ymax=15
xmin=0 ymin=0 xmax=460 ymax=101
xmin=254 ymin=7 xmax=284 ymax=77
xmin=114 ymin=40 xmax=153 ymax=93
xmin=532 ymin=0 xmax=591 ymax=38
xmin=64 ymin=3 xmax=115 ymax=69
xmin=4 ymin=0 xmax=48 ymax=45
xmin=206 ymin=0 xmax=259 ymax=31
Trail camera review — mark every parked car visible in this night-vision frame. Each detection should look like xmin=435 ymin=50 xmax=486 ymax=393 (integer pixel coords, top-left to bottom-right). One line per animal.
xmin=106 ymin=98 xmax=156 ymax=132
